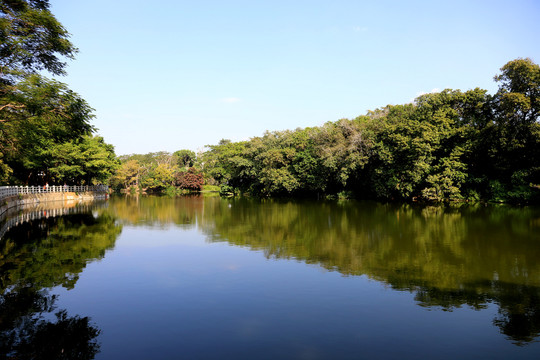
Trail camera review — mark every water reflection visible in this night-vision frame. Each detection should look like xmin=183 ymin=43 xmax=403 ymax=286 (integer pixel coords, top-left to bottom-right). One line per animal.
xmin=0 ymin=203 xmax=122 ymax=359
xmin=0 ymin=287 xmax=101 ymax=359
xmin=107 ymin=196 xmax=540 ymax=344
xmin=413 ymin=281 xmax=540 ymax=345
xmin=1 ymin=210 xmax=122 ymax=289
xmin=3 ymin=195 xmax=540 ymax=349
xmin=203 ymin=199 xmax=540 ymax=344
xmin=106 ymin=195 xmax=204 ymax=228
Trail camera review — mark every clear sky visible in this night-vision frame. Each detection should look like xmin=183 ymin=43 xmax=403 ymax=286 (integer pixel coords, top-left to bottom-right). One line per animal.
xmin=48 ymin=0 xmax=540 ymax=156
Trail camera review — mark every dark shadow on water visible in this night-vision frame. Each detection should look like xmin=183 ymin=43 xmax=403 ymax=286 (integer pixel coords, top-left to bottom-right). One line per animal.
xmin=408 ymin=280 xmax=540 ymax=345
xmin=0 ymin=205 xmax=122 ymax=359
xmin=0 ymin=286 xmax=101 ymax=360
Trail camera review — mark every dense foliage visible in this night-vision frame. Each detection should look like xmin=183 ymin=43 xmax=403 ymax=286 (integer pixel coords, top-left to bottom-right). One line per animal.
xmin=201 ymin=58 xmax=540 ymax=203
xmin=0 ymin=0 xmax=118 ymax=185
xmin=111 ymin=150 xmax=205 ymax=193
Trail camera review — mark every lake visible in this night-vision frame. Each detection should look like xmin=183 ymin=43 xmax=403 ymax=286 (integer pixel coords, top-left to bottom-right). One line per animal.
xmin=1 ymin=195 xmax=540 ymax=359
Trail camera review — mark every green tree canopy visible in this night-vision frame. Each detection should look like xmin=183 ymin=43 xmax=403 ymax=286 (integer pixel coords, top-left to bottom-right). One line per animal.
xmin=0 ymin=1 xmax=118 ymax=186
xmin=494 ymin=57 xmax=540 ymax=126
xmin=1 ymin=74 xmax=101 ymax=184
xmin=0 ymin=0 xmax=77 ymax=84
xmin=173 ymin=149 xmax=196 ymax=168
xmin=46 ymin=135 xmax=119 ymax=185
xmin=200 ymin=58 xmax=539 ymax=203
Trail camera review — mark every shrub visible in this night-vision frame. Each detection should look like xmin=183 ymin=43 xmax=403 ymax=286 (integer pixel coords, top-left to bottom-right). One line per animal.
xmin=175 ymin=167 xmax=204 ymax=191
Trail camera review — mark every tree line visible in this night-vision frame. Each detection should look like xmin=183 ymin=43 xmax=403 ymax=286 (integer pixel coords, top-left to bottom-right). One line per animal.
xmin=113 ymin=58 xmax=539 ymax=203
xmin=111 ymin=150 xmax=204 ymax=194
xmin=199 ymin=58 xmax=539 ymax=203
xmin=0 ymin=0 xmax=118 ymax=186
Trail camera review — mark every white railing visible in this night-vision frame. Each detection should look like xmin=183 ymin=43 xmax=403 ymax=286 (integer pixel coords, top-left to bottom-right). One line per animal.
xmin=0 ymin=185 xmax=109 ymax=203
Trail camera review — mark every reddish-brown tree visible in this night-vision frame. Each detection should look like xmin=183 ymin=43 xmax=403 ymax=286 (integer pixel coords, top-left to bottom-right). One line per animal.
xmin=175 ymin=167 xmax=204 ymax=191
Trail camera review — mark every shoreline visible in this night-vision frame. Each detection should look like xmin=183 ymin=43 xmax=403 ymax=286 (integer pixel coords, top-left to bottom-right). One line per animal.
xmin=0 ymin=192 xmax=109 ymax=217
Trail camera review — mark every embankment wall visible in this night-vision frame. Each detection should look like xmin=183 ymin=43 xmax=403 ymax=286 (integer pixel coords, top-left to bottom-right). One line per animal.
xmin=0 ymin=192 xmax=108 ymax=216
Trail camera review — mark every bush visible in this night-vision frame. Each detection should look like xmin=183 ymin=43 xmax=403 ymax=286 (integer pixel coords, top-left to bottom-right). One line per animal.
xmin=175 ymin=167 xmax=204 ymax=191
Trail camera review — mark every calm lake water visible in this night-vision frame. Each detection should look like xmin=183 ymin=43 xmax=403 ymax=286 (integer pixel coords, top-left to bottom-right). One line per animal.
xmin=1 ymin=195 xmax=540 ymax=359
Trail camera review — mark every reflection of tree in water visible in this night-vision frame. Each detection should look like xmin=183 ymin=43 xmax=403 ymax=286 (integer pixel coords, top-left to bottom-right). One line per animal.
xmin=200 ymin=198 xmax=540 ymax=345
xmin=412 ymin=281 xmax=540 ymax=345
xmin=493 ymin=283 xmax=540 ymax=346
xmin=0 ymin=286 xmax=100 ymax=359
xmin=107 ymin=195 xmax=204 ymax=228
xmin=1 ymin=213 xmax=121 ymax=290
xmin=0 ymin=210 xmax=122 ymax=359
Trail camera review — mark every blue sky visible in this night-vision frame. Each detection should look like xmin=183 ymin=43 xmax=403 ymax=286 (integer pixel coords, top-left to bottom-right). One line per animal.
xmin=49 ymin=0 xmax=540 ymax=155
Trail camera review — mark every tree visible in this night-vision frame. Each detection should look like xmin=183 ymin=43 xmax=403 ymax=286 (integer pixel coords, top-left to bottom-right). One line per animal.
xmin=141 ymin=163 xmax=174 ymax=192
xmin=79 ymin=135 xmax=119 ymax=184
xmin=312 ymin=119 xmax=373 ymax=195
xmin=175 ymin=167 xmax=204 ymax=191
xmin=494 ymin=58 xmax=540 ymax=126
xmin=201 ymin=139 xmax=251 ymax=189
xmin=1 ymin=74 xmax=95 ymax=183
xmin=489 ymin=58 xmax=540 ymax=201
xmin=0 ymin=1 xmax=118 ymax=186
xmin=0 ymin=0 xmax=77 ymax=84
xmin=366 ymin=103 xmax=427 ymax=199
xmin=0 ymin=0 xmax=78 ymax=150
xmin=198 ymin=58 xmax=539 ymax=203
xmin=111 ymin=159 xmax=141 ymax=190
xmin=173 ymin=149 xmax=196 ymax=168
xmin=45 ymin=135 xmax=119 ymax=185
